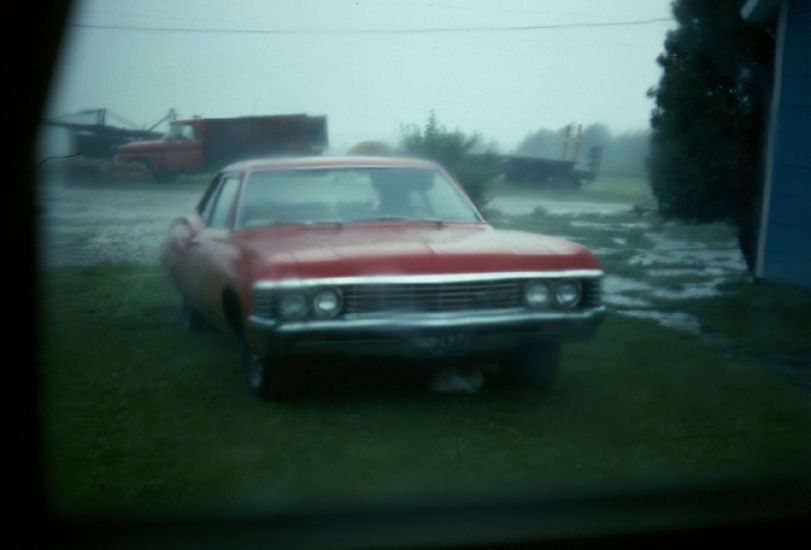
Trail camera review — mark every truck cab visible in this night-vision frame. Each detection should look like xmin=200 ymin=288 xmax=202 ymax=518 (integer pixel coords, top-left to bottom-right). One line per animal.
xmin=115 ymin=119 xmax=204 ymax=179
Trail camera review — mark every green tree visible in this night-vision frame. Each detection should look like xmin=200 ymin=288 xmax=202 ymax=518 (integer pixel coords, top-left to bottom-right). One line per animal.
xmin=515 ymin=127 xmax=562 ymax=159
xmin=648 ymin=0 xmax=774 ymax=270
xmin=399 ymin=111 xmax=500 ymax=208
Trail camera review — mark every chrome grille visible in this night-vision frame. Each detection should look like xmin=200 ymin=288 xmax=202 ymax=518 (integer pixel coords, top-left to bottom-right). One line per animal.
xmin=251 ymin=275 xmax=603 ymax=319
xmin=581 ymin=278 xmax=602 ymax=308
xmin=343 ymin=279 xmax=524 ymax=314
xmin=252 ymin=293 xmax=276 ymax=318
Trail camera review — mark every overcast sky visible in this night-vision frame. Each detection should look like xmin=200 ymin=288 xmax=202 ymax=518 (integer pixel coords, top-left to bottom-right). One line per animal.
xmin=45 ymin=0 xmax=676 ymax=153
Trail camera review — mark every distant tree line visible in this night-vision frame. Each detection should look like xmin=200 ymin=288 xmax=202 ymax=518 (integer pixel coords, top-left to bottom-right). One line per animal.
xmin=514 ymin=123 xmax=650 ymax=177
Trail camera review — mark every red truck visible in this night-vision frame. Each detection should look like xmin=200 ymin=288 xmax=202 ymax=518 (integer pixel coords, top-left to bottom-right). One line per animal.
xmin=115 ymin=114 xmax=328 ymax=180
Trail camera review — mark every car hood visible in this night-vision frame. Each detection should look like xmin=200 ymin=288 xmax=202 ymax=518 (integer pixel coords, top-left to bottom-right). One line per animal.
xmin=234 ymin=222 xmax=600 ymax=280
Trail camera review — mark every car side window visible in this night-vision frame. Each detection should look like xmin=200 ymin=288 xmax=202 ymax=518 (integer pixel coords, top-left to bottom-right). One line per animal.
xmin=207 ymin=174 xmax=241 ymax=229
xmin=198 ymin=175 xmax=223 ymax=222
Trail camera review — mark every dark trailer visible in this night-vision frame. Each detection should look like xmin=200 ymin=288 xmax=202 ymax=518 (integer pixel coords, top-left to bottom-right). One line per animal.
xmin=503 ymin=155 xmax=595 ymax=189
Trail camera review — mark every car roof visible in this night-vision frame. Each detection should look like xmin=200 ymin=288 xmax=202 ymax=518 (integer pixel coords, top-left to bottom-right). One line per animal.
xmin=223 ymin=156 xmax=441 ymax=172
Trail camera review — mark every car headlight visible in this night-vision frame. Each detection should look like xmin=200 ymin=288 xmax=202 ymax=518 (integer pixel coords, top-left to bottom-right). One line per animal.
xmin=554 ymin=280 xmax=582 ymax=309
xmin=278 ymin=292 xmax=308 ymax=319
xmin=524 ymin=281 xmax=552 ymax=308
xmin=312 ymin=288 xmax=342 ymax=319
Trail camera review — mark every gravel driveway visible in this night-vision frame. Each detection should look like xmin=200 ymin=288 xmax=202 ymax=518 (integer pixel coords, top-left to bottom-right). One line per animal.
xmin=38 ymin=178 xmax=207 ymax=267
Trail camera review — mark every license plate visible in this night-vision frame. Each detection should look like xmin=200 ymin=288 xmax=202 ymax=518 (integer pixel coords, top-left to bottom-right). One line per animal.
xmin=411 ymin=333 xmax=468 ymax=356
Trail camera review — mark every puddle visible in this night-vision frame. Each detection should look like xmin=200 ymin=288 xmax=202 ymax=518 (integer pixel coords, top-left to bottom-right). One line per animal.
xmin=430 ymin=367 xmax=485 ymax=394
xmin=590 ymin=247 xmax=625 ymax=257
xmin=647 ymin=283 xmax=727 ymax=300
xmin=646 ymin=267 xmax=734 ymax=278
xmin=596 ymin=225 xmax=748 ymax=332
xmin=602 ymin=275 xmax=657 ymax=307
xmin=603 ymin=275 xmax=658 ymax=294
xmin=490 ymin=196 xmax=632 ymax=216
xmin=598 ymin=275 xmax=724 ymax=308
xmin=630 ymin=233 xmax=748 ymax=273
xmin=628 ymin=251 xmax=744 ymax=271
xmin=620 ymin=310 xmax=702 ymax=335
xmin=607 ymin=295 xmax=655 ymax=308
xmin=570 ymin=220 xmax=615 ymax=230
xmin=616 ymin=222 xmax=651 ymax=230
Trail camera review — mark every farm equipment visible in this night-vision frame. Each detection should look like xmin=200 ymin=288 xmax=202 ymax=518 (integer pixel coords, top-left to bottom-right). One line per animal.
xmin=503 ymin=156 xmax=592 ymax=188
xmin=43 ymin=109 xmax=164 ymax=159
xmin=504 ymin=124 xmax=602 ymax=188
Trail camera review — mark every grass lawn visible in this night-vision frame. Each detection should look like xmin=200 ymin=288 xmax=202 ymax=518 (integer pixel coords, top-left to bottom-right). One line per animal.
xmin=39 ymin=264 xmax=811 ymax=518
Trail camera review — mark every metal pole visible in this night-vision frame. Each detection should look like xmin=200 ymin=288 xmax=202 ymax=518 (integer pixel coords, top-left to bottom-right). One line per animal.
xmin=572 ymin=124 xmax=582 ymax=162
xmin=561 ymin=124 xmax=572 ymax=160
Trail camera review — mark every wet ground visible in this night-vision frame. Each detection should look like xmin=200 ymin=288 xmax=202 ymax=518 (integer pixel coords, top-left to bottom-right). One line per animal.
xmin=489 ymin=194 xmax=750 ymax=335
xmin=38 ymin=178 xmax=207 ymax=267
xmin=39 ymin=177 xmax=749 ymax=336
xmin=489 ymin=195 xmax=631 ymax=216
xmin=593 ymin=222 xmax=748 ymax=334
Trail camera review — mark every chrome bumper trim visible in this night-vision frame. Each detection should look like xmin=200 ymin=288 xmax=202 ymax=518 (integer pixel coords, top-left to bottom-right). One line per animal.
xmin=253 ymin=270 xmax=604 ymax=290
xmin=249 ymin=306 xmax=606 ymax=333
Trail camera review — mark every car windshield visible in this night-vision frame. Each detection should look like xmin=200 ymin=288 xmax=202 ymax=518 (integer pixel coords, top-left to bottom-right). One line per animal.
xmin=236 ymin=167 xmax=482 ymax=228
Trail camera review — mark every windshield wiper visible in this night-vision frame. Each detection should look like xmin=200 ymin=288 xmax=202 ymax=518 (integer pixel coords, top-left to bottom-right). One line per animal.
xmin=307 ymin=219 xmax=344 ymax=227
xmin=357 ymin=216 xmax=450 ymax=227
xmin=359 ymin=216 xmax=412 ymax=222
xmin=240 ymin=219 xmax=343 ymax=229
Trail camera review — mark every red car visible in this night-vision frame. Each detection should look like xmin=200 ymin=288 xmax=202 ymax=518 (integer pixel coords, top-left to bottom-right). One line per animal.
xmin=162 ymin=156 xmax=605 ymax=399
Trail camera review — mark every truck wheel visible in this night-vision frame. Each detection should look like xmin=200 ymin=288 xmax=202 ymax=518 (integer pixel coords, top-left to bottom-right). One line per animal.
xmin=126 ymin=160 xmax=155 ymax=182
xmin=500 ymin=344 xmax=560 ymax=388
xmin=242 ymin=342 xmax=290 ymax=401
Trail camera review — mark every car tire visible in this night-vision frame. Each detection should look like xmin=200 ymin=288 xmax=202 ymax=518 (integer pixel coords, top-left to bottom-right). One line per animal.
xmin=500 ymin=344 xmax=561 ymax=388
xmin=181 ymin=296 xmax=208 ymax=332
xmin=242 ymin=341 xmax=289 ymax=401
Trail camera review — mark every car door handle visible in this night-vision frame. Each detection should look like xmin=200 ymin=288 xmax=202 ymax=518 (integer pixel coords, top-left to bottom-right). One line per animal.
xmin=188 ymin=239 xmax=201 ymax=248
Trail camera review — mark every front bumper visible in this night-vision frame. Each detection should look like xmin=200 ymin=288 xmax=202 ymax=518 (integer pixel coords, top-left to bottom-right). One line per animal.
xmin=248 ymin=307 xmax=606 ymax=359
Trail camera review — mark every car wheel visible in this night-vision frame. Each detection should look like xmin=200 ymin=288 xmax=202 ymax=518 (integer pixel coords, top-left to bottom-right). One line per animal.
xmin=242 ymin=341 xmax=289 ymax=401
xmin=181 ymin=296 xmax=208 ymax=331
xmin=500 ymin=344 xmax=561 ymax=387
